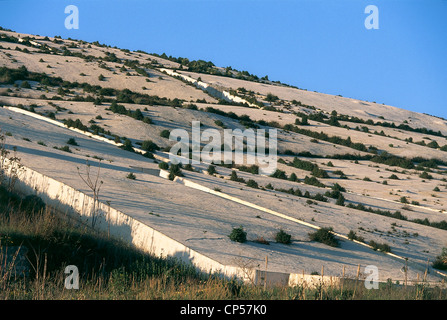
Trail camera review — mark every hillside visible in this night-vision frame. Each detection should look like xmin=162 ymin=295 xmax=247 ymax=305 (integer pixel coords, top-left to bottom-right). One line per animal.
xmin=1 ymin=28 xmax=447 ymax=286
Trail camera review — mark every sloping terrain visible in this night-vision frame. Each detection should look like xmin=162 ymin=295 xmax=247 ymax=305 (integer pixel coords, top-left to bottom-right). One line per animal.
xmin=1 ymin=29 xmax=447 ymax=284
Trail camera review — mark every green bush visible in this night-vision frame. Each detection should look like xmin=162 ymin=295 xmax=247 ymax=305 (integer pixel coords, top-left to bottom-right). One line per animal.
xmin=160 ymin=130 xmax=170 ymax=139
xmin=66 ymin=137 xmax=78 ymax=146
xmin=432 ymin=247 xmax=447 ymax=270
xmin=336 ymin=194 xmax=345 ymax=206
xmin=230 ymin=171 xmax=245 ymax=183
xmin=55 ymin=145 xmax=71 ymax=153
xmin=246 ymin=179 xmax=259 ymax=189
xmin=20 ymin=80 xmax=31 ymax=89
xmin=288 ymin=172 xmax=298 ymax=182
xmin=141 ymin=140 xmax=159 ymax=152
xmin=168 ymin=164 xmax=183 ymax=180
xmin=369 ymin=240 xmax=391 ymax=253
xmin=275 ymin=229 xmax=292 ymax=244
xmin=229 ymin=226 xmax=247 ymax=243
xmin=270 ymin=169 xmax=287 ymax=180
xmin=419 ymin=171 xmax=433 ymax=180
xmin=207 ymin=165 xmax=216 ymax=175
xmin=158 ymin=162 xmax=169 ymax=170
xmin=308 ymin=227 xmax=339 ymax=247
xmin=126 ymin=173 xmax=136 ymax=180
xmin=120 ymin=139 xmax=134 ymax=152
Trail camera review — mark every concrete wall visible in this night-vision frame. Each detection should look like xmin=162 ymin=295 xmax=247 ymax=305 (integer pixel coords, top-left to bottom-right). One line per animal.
xmin=160 ymin=69 xmax=259 ymax=108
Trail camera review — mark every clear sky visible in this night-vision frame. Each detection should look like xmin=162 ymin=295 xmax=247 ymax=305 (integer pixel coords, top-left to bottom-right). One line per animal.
xmin=1 ymin=0 xmax=446 ymax=119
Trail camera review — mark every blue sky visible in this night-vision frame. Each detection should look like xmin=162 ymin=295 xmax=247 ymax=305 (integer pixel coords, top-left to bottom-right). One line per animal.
xmin=1 ymin=0 xmax=446 ymax=119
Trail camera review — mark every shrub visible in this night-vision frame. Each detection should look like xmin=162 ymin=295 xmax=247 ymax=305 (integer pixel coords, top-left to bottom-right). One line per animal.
xmin=347 ymin=230 xmax=364 ymax=243
xmin=143 ymin=116 xmax=153 ymax=124
xmin=419 ymin=171 xmax=433 ymax=180
xmin=168 ymin=163 xmax=183 ymax=180
xmin=432 ymin=247 xmax=447 ymax=270
xmin=158 ymin=162 xmax=169 ymax=170
xmin=230 ymin=171 xmax=245 ymax=183
xmin=20 ymin=80 xmax=31 ymax=89
xmin=369 ymin=240 xmax=391 ymax=253
xmin=229 ymin=226 xmax=247 ymax=243
xmin=22 ymin=194 xmax=46 ymax=217
xmin=400 ymin=196 xmax=408 ymax=204
xmin=126 ymin=173 xmax=136 ymax=180
xmin=265 ymin=93 xmax=279 ymax=102
xmin=275 ymin=229 xmax=292 ymax=244
xmin=308 ymin=227 xmax=340 ymax=247
xmin=207 ymin=165 xmax=216 ymax=175
xmin=270 ymin=169 xmax=287 ymax=180
xmin=336 ymin=194 xmax=345 ymax=206
xmin=332 ymin=183 xmax=346 ymax=192
xmin=237 ymin=165 xmax=259 ymax=175
xmin=66 ymin=137 xmax=78 ymax=146
xmin=141 ymin=140 xmax=159 ymax=152
xmin=254 ymin=236 xmax=270 ymax=245
xmin=98 ymin=74 xmax=105 ymax=81
xmin=55 ymin=145 xmax=71 ymax=153
xmin=311 ymin=167 xmax=329 ymax=178
xmin=246 ymin=179 xmax=258 ymax=189
xmin=303 ymin=176 xmax=326 ymax=188
xmin=160 ymin=129 xmax=170 ymax=139
xmin=389 ymin=174 xmax=399 ymax=180
xmin=214 ymin=120 xmax=225 ymax=128
xmin=265 ymin=183 xmax=273 ymax=190
xmin=288 ymin=172 xmax=298 ymax=182
xmin=120 ymin=139 xmax=134 ymax=152
xmin=347 ymin=230 xmax=357 ymax=241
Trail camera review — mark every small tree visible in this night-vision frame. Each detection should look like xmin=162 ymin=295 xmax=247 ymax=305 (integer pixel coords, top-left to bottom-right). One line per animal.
xmin=120 ymin=139 xmax=134 ymax=152
xmin=309 ymin=227 xmax=340 ymax=247
xmin=98 ymin=74 xmax=105 ymax=81
xmin=77 ymin=160 xmax=103 ymax=228
xmin=246 ymin=179 xmax=258 ymax=189
xmin=265 ymin=93 xmax=279 ymax=102
xmin=158 ymin=162 xmax=169 ymax=170
xmin=229 ymin=226 xmax=247 ymax=243
xmin=207 ymin=165 xmax=216 ymax=175
xmin=275 ymin=229 xmax=292 ymax=244
xmin=288 ymin=172 xmax=298 ymax=182
xmin=66 ymin=137 xmax=78 ymax=146
xmin=160 ymin=129 xmax=170 ymax=139
xmin=20 ymin=80 xmax=31 ymax=89
xmin=168 ymin=163 xmax=183 ymax=180
xmin=141 ymin=140 xmax=159 ymax=152
xmin=336 ymin=194 xmax=345 ymax=206
xmin=433 ymin=247 xmax=447 ymax=270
